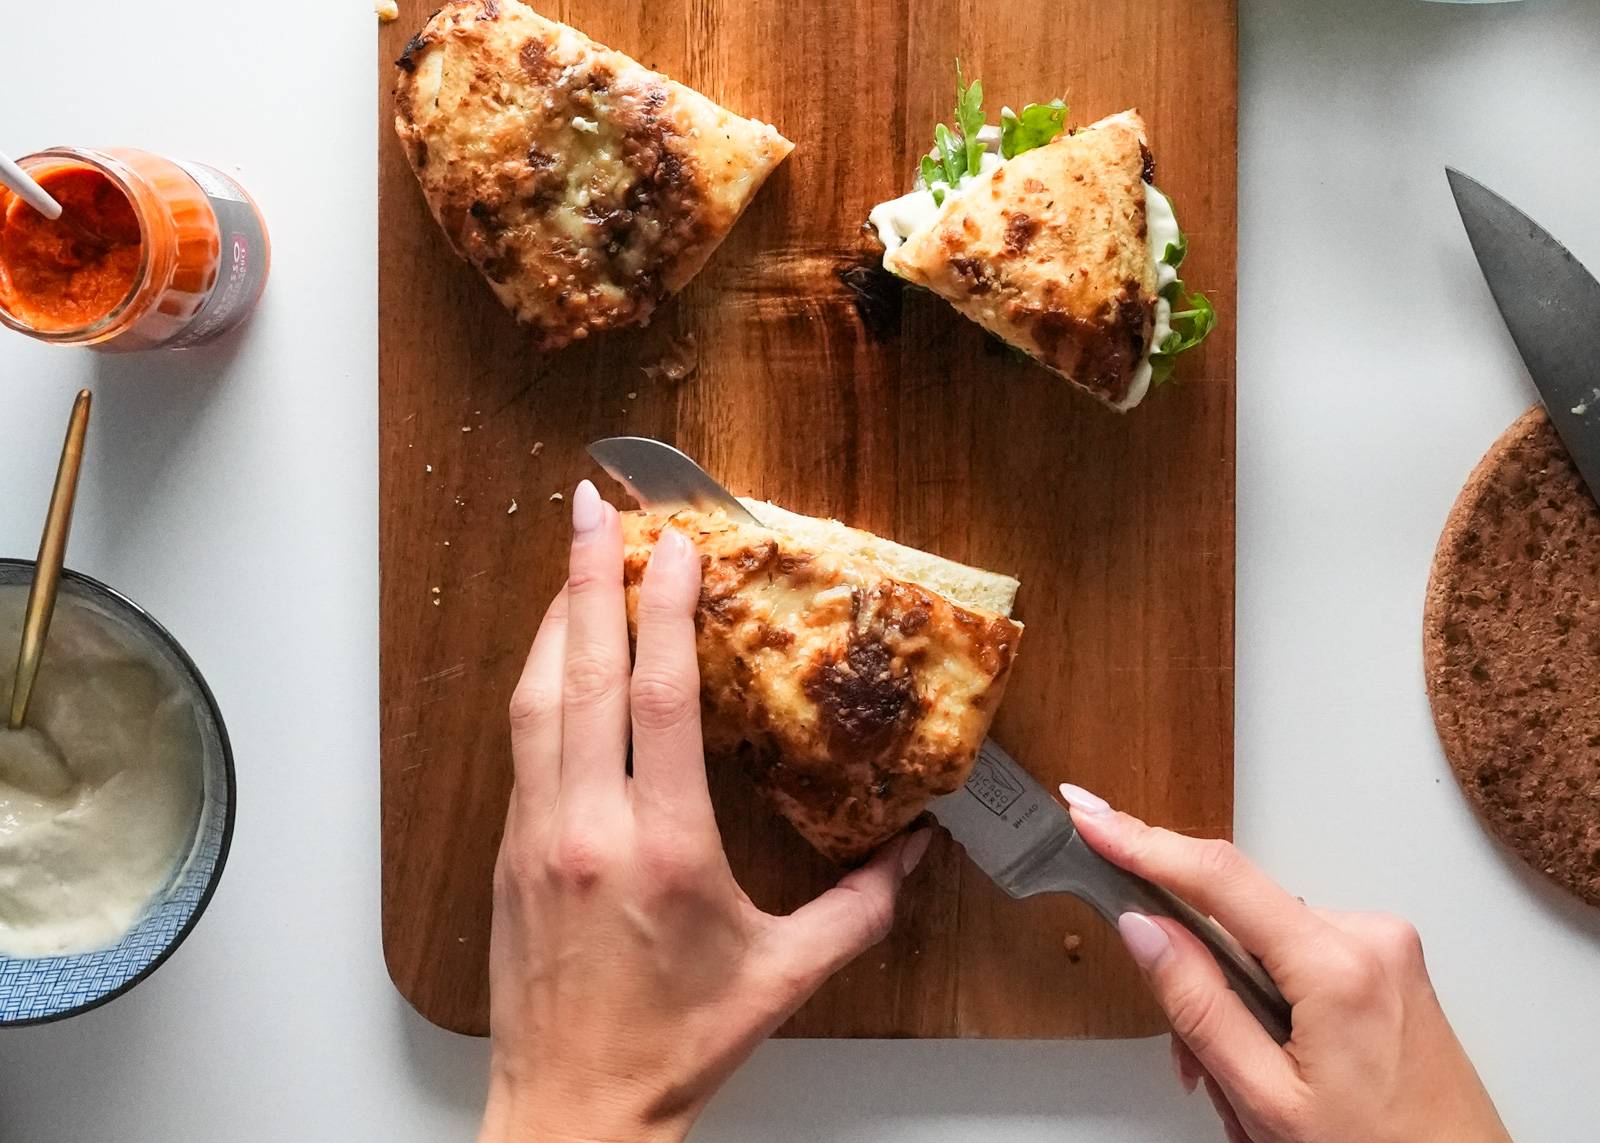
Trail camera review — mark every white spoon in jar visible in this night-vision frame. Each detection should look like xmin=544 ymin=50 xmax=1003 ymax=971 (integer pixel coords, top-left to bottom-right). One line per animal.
xmin=0 ymin=149 xmax=110 ymax=248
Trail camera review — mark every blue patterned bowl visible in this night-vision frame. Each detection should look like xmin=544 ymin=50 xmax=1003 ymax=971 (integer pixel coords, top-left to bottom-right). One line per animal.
xmin=0 ymin=561 xmax=234 ymax=1025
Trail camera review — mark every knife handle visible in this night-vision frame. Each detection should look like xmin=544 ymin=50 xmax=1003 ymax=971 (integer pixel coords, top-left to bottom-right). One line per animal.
xmin=1063 ymin=834 xmax=1293 ymax=1045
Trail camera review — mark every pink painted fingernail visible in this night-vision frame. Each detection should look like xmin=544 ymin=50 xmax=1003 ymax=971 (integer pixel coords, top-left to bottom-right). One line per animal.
xmin=1058 ymin=782 xmax=1110 ymax=814
xmin=1117 ymin=912 xmax=1172 ymax=971
xmin=572 ymin=480 xmax=603 ymax=533
xmin=900 ymin=829 xmax=933 ymax=875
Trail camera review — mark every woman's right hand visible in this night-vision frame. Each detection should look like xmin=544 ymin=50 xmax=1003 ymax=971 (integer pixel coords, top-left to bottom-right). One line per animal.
xmin=1059 ymin=784 xmax=1512 ymax=1143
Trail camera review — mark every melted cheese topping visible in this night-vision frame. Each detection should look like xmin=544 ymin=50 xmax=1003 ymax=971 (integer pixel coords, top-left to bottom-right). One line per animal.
xmin=620 ymin=507 xmax=1022 ymax=862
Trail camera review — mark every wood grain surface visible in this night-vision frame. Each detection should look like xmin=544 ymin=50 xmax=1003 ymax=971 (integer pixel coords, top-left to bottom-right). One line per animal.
xmin=379 ymin=0 xmax=1237 ymax=1038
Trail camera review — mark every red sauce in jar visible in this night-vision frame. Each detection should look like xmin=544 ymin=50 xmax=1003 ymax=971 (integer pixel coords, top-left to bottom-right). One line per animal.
xmin=0 ymin=148 xmax=269 ymax=350
xmin=0 ymin=168 xmax=143 ymax=332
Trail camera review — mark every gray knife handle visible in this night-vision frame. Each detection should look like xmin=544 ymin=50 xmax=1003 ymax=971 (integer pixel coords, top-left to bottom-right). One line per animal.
xmin=1063 ymin=834 xmax=1293 ymax=1045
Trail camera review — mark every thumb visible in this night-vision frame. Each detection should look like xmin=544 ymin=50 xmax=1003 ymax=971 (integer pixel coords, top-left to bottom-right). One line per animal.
xmin=771 ymin=829 xmax=932 ymax=992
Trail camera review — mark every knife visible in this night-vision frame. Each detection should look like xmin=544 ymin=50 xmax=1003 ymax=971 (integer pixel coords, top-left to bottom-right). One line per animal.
xmin=1448 ymin=168 xmax=1600 ymax=502
xmin=588 ymin=436 xmax=1293 ymax=1044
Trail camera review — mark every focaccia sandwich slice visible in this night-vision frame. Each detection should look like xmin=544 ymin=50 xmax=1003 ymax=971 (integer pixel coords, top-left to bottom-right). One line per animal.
xmin=869 ymin=71 xmax=1215 ymax=410
xmin=394 ymin=0 xmax=793 ymax=348
xmin=621 ymin=500 xmax=1022 ymax=864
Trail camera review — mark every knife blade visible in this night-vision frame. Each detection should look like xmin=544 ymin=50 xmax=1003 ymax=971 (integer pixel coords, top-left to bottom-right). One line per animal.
xmin=588 ymin=437 xmax=1293 ymax=1043
xmin=587 ymin=437 xmax=762 ymax=525
xmin=1448 ymin=168 xmax=1600 ymax=503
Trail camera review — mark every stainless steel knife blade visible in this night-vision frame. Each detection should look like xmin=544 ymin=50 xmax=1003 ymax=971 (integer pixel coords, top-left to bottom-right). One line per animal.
xmin=1448 ymin=168 xmax=1600 ymax=503
xmin=927 ymin=739 xmax=1083 ymax=898
xmin=586 ymin=437 xmax=761 ymax=524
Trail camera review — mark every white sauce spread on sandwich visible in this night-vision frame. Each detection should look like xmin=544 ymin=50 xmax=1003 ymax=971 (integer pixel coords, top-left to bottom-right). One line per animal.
xmin=868 ymin=121 xmax=1187 ymax=411
xmin=1121 ymin=181 xmax=1183 ymax=410
xmin=868 ymin=125 xmax=1003 ymax=259
xmin=0 ymin=587 xmax=205 ymax=958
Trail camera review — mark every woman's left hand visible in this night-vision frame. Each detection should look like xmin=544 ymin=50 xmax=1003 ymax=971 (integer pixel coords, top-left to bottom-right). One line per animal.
xmin=480 ymin=480 xmax=931 ymax=1143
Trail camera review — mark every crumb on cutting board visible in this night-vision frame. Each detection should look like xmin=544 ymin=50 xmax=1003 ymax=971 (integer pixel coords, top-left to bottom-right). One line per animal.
xmin=507 ymin=499 xmax=519 ymax=515
xmin=531 ymin=441 xmax=544 ymax=457
xmin=1063 ymin=933 xmax=1083 ymax=963
xmin=549 ymin=491 xmax=564 ymax=502
xmin=641 ymin=331 xmax=699 ymax=385
xmin=375 ymin=0 xmax=399 ymax=20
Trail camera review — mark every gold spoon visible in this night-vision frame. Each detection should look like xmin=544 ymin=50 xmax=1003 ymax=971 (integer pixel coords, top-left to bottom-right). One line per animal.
xmin=8 ymin=389 xmax=91 ymax=730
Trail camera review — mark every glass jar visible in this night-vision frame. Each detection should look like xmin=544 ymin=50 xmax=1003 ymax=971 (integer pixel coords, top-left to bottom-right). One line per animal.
xmin=0 ymin=147 xmax=270 ymax=351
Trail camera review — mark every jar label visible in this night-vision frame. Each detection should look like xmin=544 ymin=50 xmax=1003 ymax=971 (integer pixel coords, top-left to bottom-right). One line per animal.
xmin=166 ymin=162 xmax=270 ymax=349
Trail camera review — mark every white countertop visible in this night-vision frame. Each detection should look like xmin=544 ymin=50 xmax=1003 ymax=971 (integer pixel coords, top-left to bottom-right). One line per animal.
xmin=3 ymin=1 xmax=1598 ymax=1139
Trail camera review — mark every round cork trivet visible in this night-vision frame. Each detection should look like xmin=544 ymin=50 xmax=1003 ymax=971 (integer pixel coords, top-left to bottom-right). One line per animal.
xmin=1424 ymin=406 xmax=1600 ymax=908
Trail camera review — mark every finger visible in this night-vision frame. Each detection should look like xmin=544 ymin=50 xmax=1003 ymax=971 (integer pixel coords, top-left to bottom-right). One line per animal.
xmin=560 ymin=480 xmax=632 ymax=810
xmin=1203 ymin=1075 xmax=1253 ymax=1143
xmin=629 ymin=526 xmax=713 ymax=829
xmin=1117 ymin=913 xmax=1301 ymax=1107
xmin=1170 ymin=1033 xmax=1205 ymax=1095
xmin=1061 ymin=783 xmax=1336 ymax=994
xmin=770 ymin=830 xmax=933 ymax=994
xmin=507 ymin=586 xmax=569 ymax=815
xmin=1313 ymin=909 xmax=1427 ymax=971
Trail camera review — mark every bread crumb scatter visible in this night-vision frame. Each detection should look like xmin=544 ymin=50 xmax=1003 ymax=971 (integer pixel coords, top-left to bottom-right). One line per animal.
xmin=1062 ymin=933 xmax=1083 ymax=963
xmin=374 ymin=0 xmax=399 ymax=21
xmin=642 ymin=332 xmax=699 ymax=384
xmin=531 ymin=441 xmax=544 ymax=457
xmin=461 ymin=426 xmax=472 ymax=433
xmin=549 ymin=491 xmax=564 ymax=502
xmin=425 ymin=464 xmax=432 ymax=473
xmin=507 ymin=499 xmax=519 ymax=515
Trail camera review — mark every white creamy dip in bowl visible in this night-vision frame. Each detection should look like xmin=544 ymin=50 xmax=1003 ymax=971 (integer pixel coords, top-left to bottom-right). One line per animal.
xmin=0 ymin=561 xmax=234 ymax=1025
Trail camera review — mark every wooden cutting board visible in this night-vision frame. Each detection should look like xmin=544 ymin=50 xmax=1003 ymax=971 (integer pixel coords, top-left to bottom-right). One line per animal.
xmin=378 ymin=0 xmax=1237 ymax=1038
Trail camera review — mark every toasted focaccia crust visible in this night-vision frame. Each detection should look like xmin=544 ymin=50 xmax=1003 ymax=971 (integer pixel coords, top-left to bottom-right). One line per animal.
xmin=887 ymin=111 xmax=1157 ymax=407
xmin=621 ymin=506 xmax=1022 ymax=863
xmin=393 ymin=0 xmax=793 ymax=348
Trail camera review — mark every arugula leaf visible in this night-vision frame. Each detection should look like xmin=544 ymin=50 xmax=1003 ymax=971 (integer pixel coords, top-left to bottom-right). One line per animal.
xmin=919 ymin=153 xmax=941 ymax=192
xmin=1148 ymin=291 xmax=1216 ymax=388
xmin=999 ymin=99 xmax=1068 ymax=159
xmin=955 ymin=62 xmax=986 ymax=177
xmin=1163 ymin=231 xmax=1188 ymax=270
xmin=933 ymin=122 xmax=964 ymax=187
